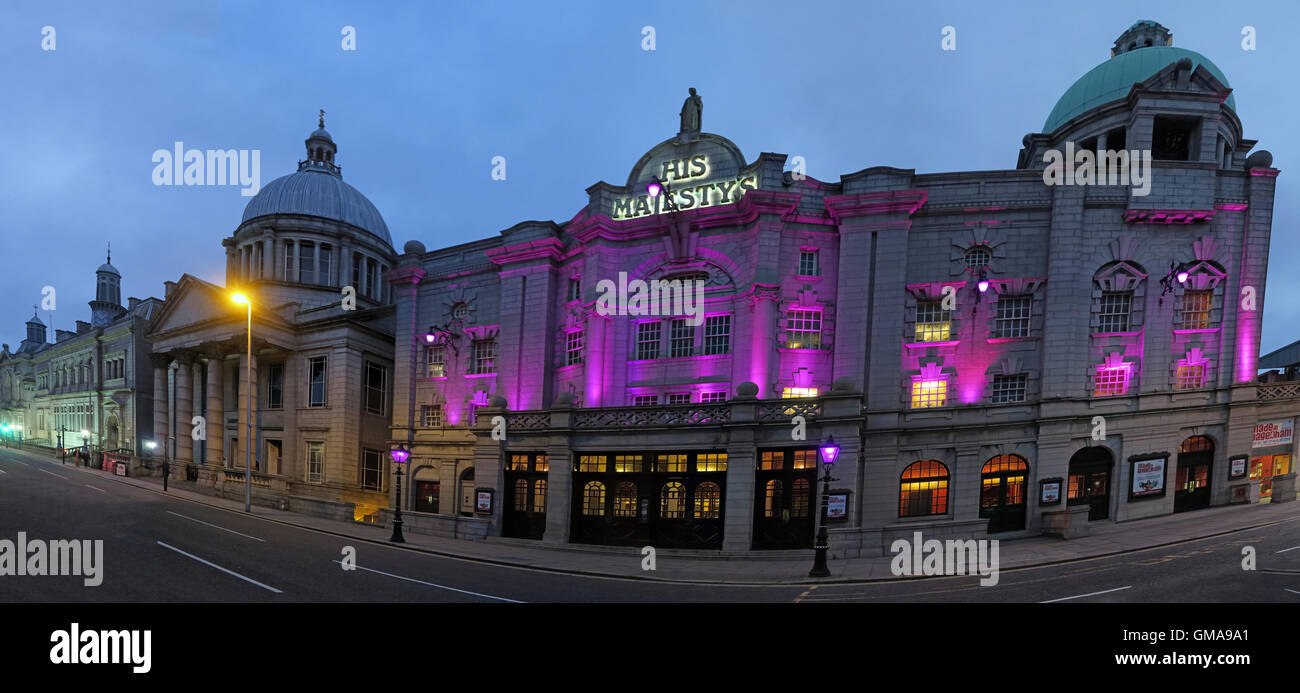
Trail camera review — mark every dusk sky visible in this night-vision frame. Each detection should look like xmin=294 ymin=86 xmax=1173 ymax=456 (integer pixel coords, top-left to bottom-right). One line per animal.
xmin=3 ymin=0 xmax=1297 ymax=354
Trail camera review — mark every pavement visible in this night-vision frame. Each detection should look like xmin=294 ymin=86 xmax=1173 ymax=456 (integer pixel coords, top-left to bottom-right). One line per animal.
xmin=12 ymin=442 xmax=1300 ymax=585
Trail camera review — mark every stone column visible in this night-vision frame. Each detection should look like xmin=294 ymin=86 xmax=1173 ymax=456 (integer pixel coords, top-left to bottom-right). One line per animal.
xmin=290 ymin=239 xmax=299 ymax=283
xmin=583 ymin=312 xmax=608 ymax=408
xmin=150 ymin=354 xmax=170 ymax=457
xmin=205 ymin=352 xmax=224 ymax=466
xmin=174 ymin=353 xmax=194 ymax=463
xmin=262 ymin=235 xmax=275 ymax=279
xmin=193 ymin=363 xmax=205 ymax=462
xmin=749 ymin=286 xmax=780 ymax=399
xmin=235 ymin=351 xmax=258 ymax=473
xmin=313 ymin=242 xmax=321 ymax=285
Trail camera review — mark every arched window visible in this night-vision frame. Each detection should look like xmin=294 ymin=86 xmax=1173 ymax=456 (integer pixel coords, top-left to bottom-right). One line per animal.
xmin=964 ymin=246 xmax=991 ymax=271
xmin=513 ymin=478 xmax=528 ymax=511
xmin=694 ymin=482 xmax=721 ymax=519
xmin=763 ymin=480 xmax=783 ymax=518
xmin=1178 ymin=436 xmax=1214 ymax=453
xmin=582 ymin=481 xmax=605 ymax=517
xmin=791 ymin=478 xmax=810 ymax=518
xmin=533 ymin=480 xmax=546 ymax=514
xmin=900 ymin=460 xmax=950 ymax=517
xmin=613 ymin=481 xmax=638 ymax=517
xmin=661 ymin=482 xmax=685 ymax=519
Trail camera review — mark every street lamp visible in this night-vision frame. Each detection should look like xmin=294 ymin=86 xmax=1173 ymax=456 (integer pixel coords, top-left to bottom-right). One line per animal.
xmin=80 ymin=429 xmax=91 ymax=467
xmin=232 ymin=292 xmax=253 ymax=512
xmin=389 ymin=444 xmax=411 ymax=543
xmin=809 ymin=434 xmax=841 ymax=578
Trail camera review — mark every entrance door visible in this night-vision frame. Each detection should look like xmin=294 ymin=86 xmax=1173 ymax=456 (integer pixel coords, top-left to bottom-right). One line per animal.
xmin=753 ymin=448 xmax=818 ymax=549
xmin=1174 ymin=436 xmax=1213 ymax=512
xmin=1067 ymin=447 xmax=1112 ymax=521
xmin=414 ymin=480 xmax=440 ymax=514
xmin=459 ymin=467 xmax=476 ymax=516
xmin=503 ymin=453 xmax=548 ymax=540
xmin=980 ymin=454 xmax=1028 ymax=533
xmin=570 ymin=452 xmax=726 ymax=549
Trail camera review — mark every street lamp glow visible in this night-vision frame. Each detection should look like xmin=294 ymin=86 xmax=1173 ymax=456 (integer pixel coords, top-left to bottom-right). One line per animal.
xmin=81 ymin=429 xmax=89 ymax=436
xmin=231 ymin=292 xmax=249 ymax=305
xmin=819 ymin=435 xmax=840 ymax=467
xmin=647 ymin=177 xmax=663 ymax=198
xmin=144 ymin=440 xmax=157 ymax=450
xmin=1176 ymin=269 xmax=1189 ymax=283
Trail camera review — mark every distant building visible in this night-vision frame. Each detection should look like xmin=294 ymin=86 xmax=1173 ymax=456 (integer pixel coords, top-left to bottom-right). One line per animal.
xmin=145 ymin=116 xmax=397 ymax=516
xmin=0 ymin=254 xmax=163 ymax=454
xmin=386 ymin=21 xmax=1297 ymax=554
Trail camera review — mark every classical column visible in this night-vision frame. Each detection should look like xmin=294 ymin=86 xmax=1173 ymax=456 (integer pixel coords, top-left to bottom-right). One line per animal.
xmin=150 ymin=354 xmax=170 ymax=456
xmin=174 ymin=353 xmax=194 ymax=463
xmin=290 ymin=239 xmax=299 ymax=282
xmin=236 ymin=351 xmax=258 ymax=472
xmin=313 ymin=242 xmax=321 ymax=285
xmin=262 ymin=234 xmax=274 ymax=279
xmin=749 ymin=285 xmax=780 ymax=399
xmin=192 ymin=361 xmax=205 ymax=463
xmin=583 ymin=312 xmax=608 ymax=407
xmin=205 ymin=352 xmax=225 ymax=466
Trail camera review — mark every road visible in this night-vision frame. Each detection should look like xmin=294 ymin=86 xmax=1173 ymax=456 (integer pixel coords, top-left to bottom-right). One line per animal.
xmin=2 ymin=445 xmax=1299 ymax=603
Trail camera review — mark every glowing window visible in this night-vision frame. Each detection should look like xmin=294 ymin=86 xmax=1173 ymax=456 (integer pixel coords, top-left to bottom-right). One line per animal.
xmin=513 ymin=478 xmax=528 ymax=511
xmin=1179 ymin=436 xmax=1214 ymax=453
xmin=1179 ymin=290 xmax=1213 ymax=330
xmin=614 ymin=455 xmax=644 ymax=473
xmin=764 ymin=480 xmax=783 ymax=517
xmin=533 ymin=480 xmax=546 ymax=513
xmin=696 ymin=453 xmax=728 ymax=472
xmin=915 ymin=301 xmax=951 ymax=342
xmin=577 ymin=455 xmax=605 ymax=472
xmin=661 ymin=482 xmax=685 ymax=518
xmin=535 ymin=455 xmax=549 ymax=472
xmin=791 ymin=478 xmax=810 ymax=517
xmin=1175 ymin=363 xmax=1205 ymax=390
xmin=657 ymin=454 xmax=687 ymax=473
xmin=792 ymin=449 xmax=818 ymax=469
xmin=911 ymin=379 xmax=947 ymax=409
xmin=899 ymin=460 xmax=949 ymax=517
xmin=784 ymin=310 xmax=823 ymax=349
xmin=782 ymin=387 xmax=819 ymax=398
xmin=613 ymin=482 xmax=638 ymax=517
xmin=509 ymin=454 xmax=530 ymax=471
xmin=582 ymin=481 xmax=605 ymax=516
xmin=1093 ymin=365 xmax=1130 ymax=396
xmin=759 ymin=451 xmax=783 ymax=471
xmin=694 ymin=482 xmax=721 ymax=519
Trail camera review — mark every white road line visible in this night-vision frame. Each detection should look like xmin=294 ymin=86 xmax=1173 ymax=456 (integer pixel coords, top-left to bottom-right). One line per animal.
xmin=84 ymin=484 xmax=107 ymax=493
xmin=167 ymin=511 xmax=264 ymax=542
xmin=1285 ymin=588 xmax=1300 ymax=596
xmin=7 ymin=460 xmax=29 ymax=466
xmin=39 ymin=468 xmax=68 ymax=479
xmin=0 ymin=468 xmax=7 ymax=474
xmin=1040 ymin=585 xmax=1132 ymax=603
xmin=156 ymin=541 xmax=282 ymax=593
xmin=332 ymin=560 xmax=524 ymax=603
xmin=1276 ymin=545 xmax=1300 ymax=554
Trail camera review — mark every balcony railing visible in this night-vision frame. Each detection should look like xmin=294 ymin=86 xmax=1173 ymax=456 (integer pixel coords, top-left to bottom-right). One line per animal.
xmin=1257 ymin=381 xmax=1300 ymax=401
xmin=221 ymin=467 xmax=273 ymax=487
xmin=758 ymin=399 xmax=822 ymax=421
xmin=573 ymin=404 xmax=731 ymax=428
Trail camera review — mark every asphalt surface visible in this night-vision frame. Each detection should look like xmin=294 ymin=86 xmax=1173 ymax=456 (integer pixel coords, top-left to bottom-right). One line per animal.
xmin=3 ymin=445 xmax=1299 ymax=603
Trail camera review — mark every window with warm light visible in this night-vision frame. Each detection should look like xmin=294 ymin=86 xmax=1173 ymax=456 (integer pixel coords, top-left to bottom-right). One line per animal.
xmin=1178 ymin=290 xmax=1213 ymax=330
xmin=694 ymin=482 xmax=721 ymax=518
xmin=696 ymin=453 xmax=728 ymax=472
xmin=577 ymin=455 xmax=605 ymax=472
xmin=613 ymin=482 xmax=638 ymax=517
xmin=425 ymin=345 xmax=446 ymax=378
xmin=791 ymin=478 xmax=810 ymax=517
xmin=782 ymin=387 xmax=819 ymax=398
xmin=661 ymin=482 xmax=685 ymax=518
xmin=582 ymin=481 xmax=605 ymax=516
xmin=911 ymin=379 xmax=947 ymax=409
xmin=614 ymin=455 xmax=644 ymax=473
xmin=657 ymin=454 xmax=687 ymax=473
xmin=533 ymin=480 xmax=546 ymax=513
xmin=792 ymin=449 xmax=818 ymax=469
xmin=900 ymin=460 xmax=949 ymax=517
xmin=915 ymin=301 xmax=952 ymax=342
xmin=1175 ymin=363 xmax=1206 ymax=390
xmin=763 ymin=480 xmax=783 ymax=517
xmin=1093 ymin=365 xmax=1130 ymax=396
xmin=758 ymin=451 xmax=783 ymax=471
xmin=784 ymin=309 xmax=823 ymax=349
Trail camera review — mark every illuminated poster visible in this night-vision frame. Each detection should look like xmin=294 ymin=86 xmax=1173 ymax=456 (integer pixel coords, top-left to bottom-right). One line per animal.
xmin=1130 ymin=457 xmax=1167 ymax=499
xmin=1252 ymin=419 xmax=1294 ymax=448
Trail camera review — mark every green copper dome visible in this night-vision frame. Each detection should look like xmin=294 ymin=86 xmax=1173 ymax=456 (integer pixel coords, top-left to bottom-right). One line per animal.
xmin=1043 ymin=46 xmax=1235 ymax=133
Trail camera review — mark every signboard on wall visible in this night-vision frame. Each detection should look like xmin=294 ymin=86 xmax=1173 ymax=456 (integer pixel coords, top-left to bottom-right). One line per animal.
xmin=1039 ymin=478 xmax=1063 ymax=505
xmin=826 ymin=490 xmax=850 ymax=522
xmin=1252 ymin=419 xmax=1294 ymax=448
xmin=1229 ymin=455 xmax=1248 ymax=480
xmin=1130 ymin=457 xmax=1168 ymax=499
xmin=475 ymin=488 xmax=494 ymax=514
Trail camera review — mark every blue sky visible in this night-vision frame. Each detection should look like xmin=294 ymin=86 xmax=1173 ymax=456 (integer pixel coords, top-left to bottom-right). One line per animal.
xmin=2 ymin=0 xmax=1297 ymax=354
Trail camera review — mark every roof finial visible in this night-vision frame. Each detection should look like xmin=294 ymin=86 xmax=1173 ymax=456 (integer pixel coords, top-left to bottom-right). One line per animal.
xmin=319 ymin=108 xmax=326 ymax=129
xmin=107 ymin=241 xmax=111 ymax=265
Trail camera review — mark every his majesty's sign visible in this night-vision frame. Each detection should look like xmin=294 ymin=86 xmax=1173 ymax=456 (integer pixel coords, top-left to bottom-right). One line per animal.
xmin=612 ymin=155 xmax=757 ymax=220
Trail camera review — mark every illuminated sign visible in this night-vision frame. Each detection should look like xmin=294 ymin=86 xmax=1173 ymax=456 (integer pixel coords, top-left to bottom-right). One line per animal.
xmin=613 ymin=155 xmax=757 ymax=220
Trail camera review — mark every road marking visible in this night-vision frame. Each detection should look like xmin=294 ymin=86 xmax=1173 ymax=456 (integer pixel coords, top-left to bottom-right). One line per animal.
xmin=167 ymin=511 xmax=264 ymax=542
xmin=8 ymin=460 xmax=29 ymax=466
xmin=1040 ymin=585 xmax=1132 ymax=603
xmin=1276 ymin=545 xmax=1300 ymax=554
xmin=0 ymin=468 xmax=7 ymax=474
xmin=333 ymin=560 xmax=524 ymax=603
xmin=156 ymin=541 xmax=282 ymax=593
xmin=1285 ymin=588 xmax=1300 ymax=596
xmin=84 ymin=484 xmax=107 ymax=493
xmin=39 ymin=468 xmax=68 ymax=479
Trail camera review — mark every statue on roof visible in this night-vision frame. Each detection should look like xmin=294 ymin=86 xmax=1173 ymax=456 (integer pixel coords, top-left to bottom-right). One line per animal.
xmin=679 ymin=88 xmax=702 ymax=134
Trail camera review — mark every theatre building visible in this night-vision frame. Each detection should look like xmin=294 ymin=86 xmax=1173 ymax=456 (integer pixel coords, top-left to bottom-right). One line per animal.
xmin=387 ymin=21 xmax=1296 ymax=554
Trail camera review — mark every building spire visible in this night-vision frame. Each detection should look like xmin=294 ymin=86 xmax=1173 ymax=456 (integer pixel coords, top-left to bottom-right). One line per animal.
xmin=107 ymin=241 xmax=111 ymax=265
xmin=319 ymin=108 xmax=326 ymax=129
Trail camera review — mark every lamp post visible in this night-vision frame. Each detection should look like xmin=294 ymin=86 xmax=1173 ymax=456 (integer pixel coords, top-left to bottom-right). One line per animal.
xmin=145 ymin=440 xmax=163 ymax=490
xmin=809 ymin=435 xmax=841 ymax=578
xmin=232 ymin=292 xmax=253 ymax=512
xmin=389 ymin=444 xmax=410 ymax=543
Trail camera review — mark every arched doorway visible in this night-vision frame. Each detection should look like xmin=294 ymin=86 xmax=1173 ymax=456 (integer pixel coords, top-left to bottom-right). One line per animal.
xmin=105 ymin=415 xmax=120 ymax=451
xmin=1068 ymin=447 xmax=1112 ymax=520
xmin=1175 ymin=436 xmax=1214 ymax=512
xmin=458 ymin=467 xmax=475 ymax=516
xmin=503 ymin=453 xmax=548 ymax=539
xmin=980 ymin=454 xmax=1028 ymax=533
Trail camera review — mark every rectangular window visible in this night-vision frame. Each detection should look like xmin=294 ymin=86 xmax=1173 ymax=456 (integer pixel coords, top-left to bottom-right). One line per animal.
xmin=568 ymin=277 xmax=581 ymax=302
xmin=633 ymin=395 xmax=658 ymax=407
xmin=991 ymin=374 xmax=1027 ymax=403
xmin=367 ymin=258 xmax=380 ymax=298
xmin=306 ymin=441 xmax=324 ymax=484
xmin=267 ymin=363 xmax=283 ymax=409
xmin=319 ymin=244 xmax=332 ymax=285
xmin=1094 ymin=366 xmax=1130 ymax=396
xmin=471 ymin=339 xmax=497 ymax=374
xmin=798 ymin=250 xmax=820 ymax=277
xmin=635 ymin=322 xmax=661 ymax=360
xmin=577 ymin=455 xmax=605 ymax=472
xmin=784 ymin=310 xmax=822 ymax=349
xmin=365 ymin=362 xmax=387 ymax=415
xmin=566 ymin=330 xmax=584 ymax=366
xmin=915 ymin=301 xmax=952 ymax=342
xmin=284 ymin=242 xmax=294 ymax=280
xmin=759 ymin=451 xmax=783 ymax=471
xmin=308 ymin=356 xmax=327 ymax=407
xmin=782 ymin=387 xmax=819 ymax=398
xmin=1096 ymin=292 xmax=1132 ymax=333
xmin=995 ymin=296 xmax=1032 ymax=338
xmin=1179 ymin=290 xmax=1213 ymax=330
xmin=425 ymin=345 xmax=445 ymax=378
xmin=298 ymin=242 xmax=315 ymax=283
xmin=696 ymin=453 xmax=728 ymax=472
xmin=420 ymin=404 xmax=442 ymax=427
xmin=911 ymin=379 xmax=947 ymax=409
xmin=361 ymin=448 xmax=384 ymax=491
xmin=669 ymin=319 xmax=694 ymax=358
xmin=352 ymin=254 xmax=362 ymax=292
xmin=614 ymin=455 xmax=643 ymax=473
xmin=703 ymin=315 xmax=731 ymax=355
xmin=657 ymin=454 xmax=687 ymax=473
xmin=700 ymin=391 xmax=727 ymax=403
xmin=1175 ymin=363 xmax=1206 ymax=390
xmin=667 ymin=393 xmax=691 ymax=405
xmin=793 ymin=449 xmax=818 ymax=469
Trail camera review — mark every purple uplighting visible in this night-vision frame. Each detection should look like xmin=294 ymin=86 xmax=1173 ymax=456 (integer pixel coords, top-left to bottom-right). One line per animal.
xmin=647 ymin=180 xmax=663 ymax=198
xmin=977 ymin=279 xmax=990 ymax=293
xmin=1176 ymin=270 xmax=1189 ymax=283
